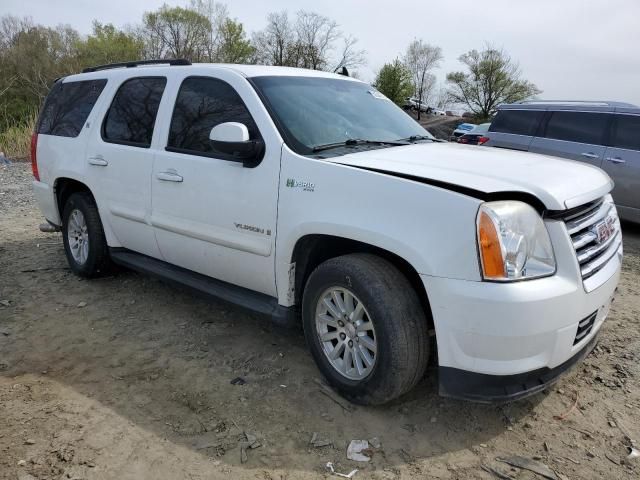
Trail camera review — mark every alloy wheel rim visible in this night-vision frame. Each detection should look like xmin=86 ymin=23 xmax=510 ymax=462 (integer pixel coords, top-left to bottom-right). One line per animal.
xmin=67 ymin=209 xmax=89 ymax=265
xmin=315 ymin=287 xmax=377 ymax=381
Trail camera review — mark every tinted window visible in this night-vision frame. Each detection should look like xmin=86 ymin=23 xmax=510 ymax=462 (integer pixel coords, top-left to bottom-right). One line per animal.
xmin=38 ymin=79 xmax=107 ymax=137
xmin=103 ymin=77 xmax=166 ymax=147
xmin=167 ymin=77 xmax=260 ymax=158
xmin=544 ymin=111 xmax=608 ymax=145
xmin=612 ymin=114 xmax=640 ymax=151
xmin=489 ymin=110 xmax=543 ymax=136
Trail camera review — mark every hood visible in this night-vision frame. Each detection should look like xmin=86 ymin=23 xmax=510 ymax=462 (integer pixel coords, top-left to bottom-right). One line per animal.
xmin=328 ymin=143 xmax=613 ymax=210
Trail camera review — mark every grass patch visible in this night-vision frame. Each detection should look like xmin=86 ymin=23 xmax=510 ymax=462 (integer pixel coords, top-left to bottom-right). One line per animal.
xmin=0 ymin=111 xmax=37 ymax=161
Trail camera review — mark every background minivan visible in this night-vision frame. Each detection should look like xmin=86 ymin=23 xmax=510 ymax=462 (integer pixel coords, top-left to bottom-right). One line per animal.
xmin=483 ymin=101 xmax=640 ymax=223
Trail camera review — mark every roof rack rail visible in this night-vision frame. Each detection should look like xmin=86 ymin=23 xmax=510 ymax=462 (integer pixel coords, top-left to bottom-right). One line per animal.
xmin=82 ymin=58 xmax=191 ymax=73
xmin=516 ymin=100 xmax=637 ymax=108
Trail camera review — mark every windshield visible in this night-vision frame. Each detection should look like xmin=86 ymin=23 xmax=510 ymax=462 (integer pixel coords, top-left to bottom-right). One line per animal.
xmin=250 ymin=76 xmax=433 ymax=155
xmin=471 ymin=123 xmax=490 ymax=134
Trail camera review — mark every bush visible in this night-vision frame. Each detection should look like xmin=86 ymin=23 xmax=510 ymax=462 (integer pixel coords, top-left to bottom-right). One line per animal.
xmin=0 ymin=111 xmax=37 ymax=161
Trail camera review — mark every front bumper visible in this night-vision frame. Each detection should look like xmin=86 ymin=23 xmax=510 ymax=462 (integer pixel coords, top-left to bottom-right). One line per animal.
xmin=439 ymin=333 xmax=599 ymax=403
xmin=421 ymin=230 xmax=620 ymax=402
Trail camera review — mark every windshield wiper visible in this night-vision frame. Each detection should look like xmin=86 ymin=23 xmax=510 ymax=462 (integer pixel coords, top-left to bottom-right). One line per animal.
xmin=397 ymin=135 xmax=436 ymax=143
xmin=312 ymin=138 xmax=409 ymax=153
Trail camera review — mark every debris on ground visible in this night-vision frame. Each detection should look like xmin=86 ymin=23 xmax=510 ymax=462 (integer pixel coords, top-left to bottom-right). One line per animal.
xmin=346 ymin=440 xmax=371 ymax=462
xmin=309 ymin=432 xmax=332 ymax=448
xmin=326 ymin=461 xmax=358 ymax=478
xmin=77 ymin=301 xmax=87 ymax=308
xmin=368 ymin=437 xmax=381 ymax=449
xmin=496 ymin=455 xmax=559 ymax=480
xmin=230 ymin=377 xmax=247 ymax=385
xmin=313 ymin=378 xmax=355 ymax=412
xmin=481 ymin=464 xmax=512 ymax=480
xmin=628 ymin=446 xmax=640 ymax=461
xmin=0 ymin=299 xmax=10 ymax=307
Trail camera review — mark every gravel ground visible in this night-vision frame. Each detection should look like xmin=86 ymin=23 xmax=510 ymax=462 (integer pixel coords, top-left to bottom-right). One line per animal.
xmin=1 ymin=162 xmax=639 ymax=480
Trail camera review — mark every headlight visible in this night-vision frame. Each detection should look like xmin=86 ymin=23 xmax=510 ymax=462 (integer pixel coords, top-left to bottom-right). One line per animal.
xmin=476 ymin=201 xmax=556 ymax=281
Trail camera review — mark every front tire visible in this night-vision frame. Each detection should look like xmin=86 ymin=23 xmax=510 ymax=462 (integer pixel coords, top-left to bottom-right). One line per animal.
xmin=302 ymin=254 xmax=429 ymax=405
xmin=62 ymin=192 xmax=112 ymax=278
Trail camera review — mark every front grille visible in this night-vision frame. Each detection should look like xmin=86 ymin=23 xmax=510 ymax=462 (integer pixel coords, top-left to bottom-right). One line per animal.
xmin=556 ymin=197 xmax=621 ymax=283
xmin=574 ymin=311 xmax=597 ymax=345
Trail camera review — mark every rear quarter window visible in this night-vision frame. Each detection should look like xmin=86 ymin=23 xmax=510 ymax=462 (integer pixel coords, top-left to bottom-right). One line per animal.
xmin=38 ymin=79 xmax=107 ymax=137
xmin=543 ymin=111 xmax=608 ymax=145
xmin=611 ymin=114 xmax=640 ymax=151
xmin=489 ymin=110 xmax=543 ymax=136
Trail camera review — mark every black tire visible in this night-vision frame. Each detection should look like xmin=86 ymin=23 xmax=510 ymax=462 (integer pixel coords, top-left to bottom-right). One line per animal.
xmin=62 ymin=192 xmax=112 ymax=278
xmin=302 ymin=253 xmax=429 ymax=405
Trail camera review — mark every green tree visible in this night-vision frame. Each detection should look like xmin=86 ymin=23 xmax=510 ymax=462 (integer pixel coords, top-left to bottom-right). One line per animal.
xmin=142 ymin=5 xmax=211 ymax=61
xmin=373 ymin=59 xmax=413 ymax=106
xmin=447 ymin=46 xmax=541 ymax=120
xmin=217 ymin=19 xmax=254 ymax=63
xmin=76 ymin=22 xmax=143 ymax=67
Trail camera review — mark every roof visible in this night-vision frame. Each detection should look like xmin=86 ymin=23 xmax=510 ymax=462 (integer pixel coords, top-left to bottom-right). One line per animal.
xmin=498 ymin=100 xmax=639 ymax=114
xmin=63 ymin=61 xmax=362 ymax=84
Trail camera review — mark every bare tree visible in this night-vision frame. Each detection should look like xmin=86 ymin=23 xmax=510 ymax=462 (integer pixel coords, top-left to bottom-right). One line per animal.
xmin=252 ymin=11 xmax=295 ymax=66
xmin=333 ymin=34 xmax=366 ymax=72
xmin=294 ymin=11 xmax=339 ymax=70
xmin=403 ymin=40 xmax=443 ymax=120
xmin=191 ymin=0 xmax=228 ymax=61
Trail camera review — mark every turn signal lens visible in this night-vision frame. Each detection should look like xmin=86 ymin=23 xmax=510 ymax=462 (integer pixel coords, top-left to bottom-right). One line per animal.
xmin=476 ymin=201 xmax=556 ymax=281
xmin=478 ymin=210 xmax=506 ymax=278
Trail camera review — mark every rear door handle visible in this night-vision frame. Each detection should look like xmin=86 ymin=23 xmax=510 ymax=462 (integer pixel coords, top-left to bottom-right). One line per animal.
xmin=156 ymin=169 xmax=183 ymax=182
xmin=88 ymin=155 xmax=108 ymax=166
xmin=605 ymin=156 xmax=626 ymax=164
xmin=580 ymin=152 xmax=599 ymax=160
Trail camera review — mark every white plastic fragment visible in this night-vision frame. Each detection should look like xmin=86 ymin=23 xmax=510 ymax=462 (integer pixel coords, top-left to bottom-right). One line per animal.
xmin=346 ymin=440 xmax=371 ymax=462
xmin=628 ymin=446 xmax=640 ymax=460
xmin=326 ymin=462 xmax=358 ymax=478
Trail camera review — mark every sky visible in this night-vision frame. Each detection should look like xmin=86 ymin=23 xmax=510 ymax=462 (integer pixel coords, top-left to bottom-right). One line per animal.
xmin=3 ymin=0 xmax=640 ymax=106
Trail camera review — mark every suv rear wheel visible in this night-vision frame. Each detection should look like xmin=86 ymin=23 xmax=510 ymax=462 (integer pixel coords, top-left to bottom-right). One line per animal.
xmin=302 ymin=253 xmax=429 ymax=405
xmin=62 ymin=192 xmax=112 ymax=277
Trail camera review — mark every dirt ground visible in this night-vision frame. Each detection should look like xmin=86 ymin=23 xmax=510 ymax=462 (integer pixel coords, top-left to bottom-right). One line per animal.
xmin=1 ymin=162 xmax=639 ymax=480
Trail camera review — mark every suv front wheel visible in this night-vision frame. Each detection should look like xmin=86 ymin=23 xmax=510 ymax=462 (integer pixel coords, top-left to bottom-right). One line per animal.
xmin=302 ymin=253 xmax=430 ymax=405
xmin=62 ymin=192 xmax=112 ymax=277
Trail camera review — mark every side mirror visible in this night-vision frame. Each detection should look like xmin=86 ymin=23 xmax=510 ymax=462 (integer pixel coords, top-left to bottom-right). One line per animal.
xmin=209 ymin=122 xmax=264 ymax=167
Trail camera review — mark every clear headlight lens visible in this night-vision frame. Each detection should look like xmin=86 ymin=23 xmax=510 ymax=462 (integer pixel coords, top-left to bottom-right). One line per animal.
xmin=477 ymin=201 xmax=556 ymax=281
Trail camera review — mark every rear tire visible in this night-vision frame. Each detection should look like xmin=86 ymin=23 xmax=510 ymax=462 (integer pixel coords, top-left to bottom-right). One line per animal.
xmin=302 ymin=253 xmax=429 ymax=405
xmin=62 ymin=192 xmax=112 ymax=278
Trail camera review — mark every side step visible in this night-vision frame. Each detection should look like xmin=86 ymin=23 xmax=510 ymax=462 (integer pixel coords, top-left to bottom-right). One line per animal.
xmin=109 ymin=249 xmax=296 ymax=327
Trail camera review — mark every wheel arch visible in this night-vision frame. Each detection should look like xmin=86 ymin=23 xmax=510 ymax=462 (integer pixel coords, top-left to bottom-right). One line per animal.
xmin=54 ymin=177 xmax=94 ymax=221
xmin=290 ymin=234 xmax=434 ymax=331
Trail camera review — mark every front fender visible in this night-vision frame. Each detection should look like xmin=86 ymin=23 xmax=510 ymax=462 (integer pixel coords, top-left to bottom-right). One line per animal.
xmin=275 ymin=149 xmax=483 ymax=306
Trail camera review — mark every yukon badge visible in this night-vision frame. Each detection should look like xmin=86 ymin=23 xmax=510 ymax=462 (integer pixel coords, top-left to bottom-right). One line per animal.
xmin=285 ymin=178 xmax=315 ymax=192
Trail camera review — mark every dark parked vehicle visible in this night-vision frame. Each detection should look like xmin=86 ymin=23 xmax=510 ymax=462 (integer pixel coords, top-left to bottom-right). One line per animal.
xmin=483 ymin=101 xmax=640 ymax=223
xmin=457 ymin=123 xmax=490 ymax=145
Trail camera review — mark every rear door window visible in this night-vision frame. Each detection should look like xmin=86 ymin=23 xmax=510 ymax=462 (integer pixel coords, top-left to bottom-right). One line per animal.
xmin=489 ymin=110 xmax=543 ymax=136
xmin=611 ymin=114 xmax=640 ymax=151
xmin=543 ymin=111 xmax=608 ymax=145
xmin=167 ymin=76 xmax=261 ymax=159
xmin=102 ymin=77 xmax=167 ymax=147
xmin=38 ymin=79 xmax=107 ymax=137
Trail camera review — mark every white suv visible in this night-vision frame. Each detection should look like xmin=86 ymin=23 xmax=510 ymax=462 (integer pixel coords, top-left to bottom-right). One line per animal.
xmin=31 ymin=59 xmax=622 ymax=405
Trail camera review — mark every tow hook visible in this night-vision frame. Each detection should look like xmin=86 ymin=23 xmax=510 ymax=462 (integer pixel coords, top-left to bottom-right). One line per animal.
xmin=39 ymin=222 xmax=60 ymax=233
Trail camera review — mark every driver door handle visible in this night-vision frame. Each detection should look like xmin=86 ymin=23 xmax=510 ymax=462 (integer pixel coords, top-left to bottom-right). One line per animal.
xmin=605 ymin=156 xmax=626 ymax=164
xmin=580 ymin=152 xmax=599 ymax=160
xmin=88 ymin=155 xmax=108 ymax=166
xmin=156 ymin=169 xmax=183 ymax=182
